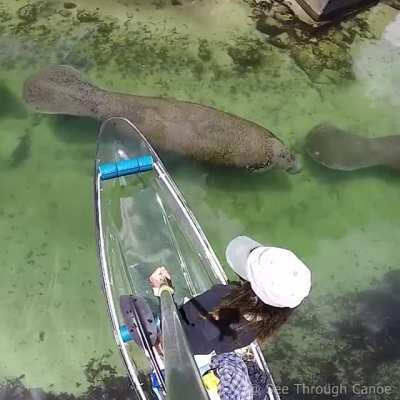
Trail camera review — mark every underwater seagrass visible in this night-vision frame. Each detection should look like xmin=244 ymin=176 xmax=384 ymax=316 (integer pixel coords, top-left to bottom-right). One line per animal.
xmin=23 ymin=65 xmax=300 ymax=172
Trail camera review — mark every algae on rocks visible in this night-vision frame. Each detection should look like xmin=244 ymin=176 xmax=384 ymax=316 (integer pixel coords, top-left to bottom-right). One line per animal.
xmin=227 ymin=36 xmax=268 ymax=73
xmin=198 ymin=39 xmax=213 ymax=62
xmin=382 ymin=0 xmax=400 ymax=9
xmin=17 ymin=4 xmax=37 ymax=23
xmin=63 ymin=2 xmax=77 ymax=9
xmin=76 ymin=9 xmax=101 ymax=23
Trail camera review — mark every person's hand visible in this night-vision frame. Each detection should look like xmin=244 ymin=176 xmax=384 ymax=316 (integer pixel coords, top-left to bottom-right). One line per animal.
xmin=149 ymin=266 xmax=172 ymax=296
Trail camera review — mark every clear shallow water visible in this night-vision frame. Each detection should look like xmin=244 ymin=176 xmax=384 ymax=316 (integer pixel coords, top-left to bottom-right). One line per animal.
xmin=1 ymin=0 xmax=400 ymax=399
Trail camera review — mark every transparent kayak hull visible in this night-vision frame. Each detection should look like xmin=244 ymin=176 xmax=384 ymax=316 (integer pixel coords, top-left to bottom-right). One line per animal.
xmin=94 ymin=117 xmax=279 ymax=400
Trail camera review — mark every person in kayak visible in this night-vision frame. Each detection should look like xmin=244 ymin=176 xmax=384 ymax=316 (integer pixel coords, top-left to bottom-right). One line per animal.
xmin=149 ymin=235 xmax=312 ymax=355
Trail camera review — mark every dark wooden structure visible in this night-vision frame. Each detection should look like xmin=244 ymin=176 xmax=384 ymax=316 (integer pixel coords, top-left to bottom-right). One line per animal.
xmin=293 ymin=0 xmax=378 ymax=21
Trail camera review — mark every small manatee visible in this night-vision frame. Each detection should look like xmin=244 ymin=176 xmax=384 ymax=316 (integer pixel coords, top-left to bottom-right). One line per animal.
xmin=23 ymin=65 xmax=300 ymax=172
xmin=306 ymin=124 xmax=400 ymax=172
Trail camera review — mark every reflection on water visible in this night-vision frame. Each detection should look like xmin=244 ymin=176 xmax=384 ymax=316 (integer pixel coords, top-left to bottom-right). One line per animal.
xmin=1 ymin=0 xmax=400 ymax=399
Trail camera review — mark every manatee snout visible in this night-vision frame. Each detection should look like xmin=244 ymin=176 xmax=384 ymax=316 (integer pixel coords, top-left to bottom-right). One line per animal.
xmin=267 ymin=138 xmax=301 ymax=174
xmin=285 ymin=155 xmax=302 ymax=174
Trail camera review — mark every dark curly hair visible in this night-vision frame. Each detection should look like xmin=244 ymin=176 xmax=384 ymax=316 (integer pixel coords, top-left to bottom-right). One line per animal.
xmin=211 ymin=281 xmax=294 ymax=342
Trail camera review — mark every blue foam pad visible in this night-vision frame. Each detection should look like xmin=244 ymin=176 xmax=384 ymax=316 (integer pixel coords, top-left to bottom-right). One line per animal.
xmin=99 ymin=155 xmax=154 ymax=180
xmin=119 ymin=324 xmax=134 ymax=343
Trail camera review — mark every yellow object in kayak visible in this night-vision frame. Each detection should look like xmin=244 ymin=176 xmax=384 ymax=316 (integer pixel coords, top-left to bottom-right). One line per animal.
xmin=202 ymin=370 xmax=219 ymax=391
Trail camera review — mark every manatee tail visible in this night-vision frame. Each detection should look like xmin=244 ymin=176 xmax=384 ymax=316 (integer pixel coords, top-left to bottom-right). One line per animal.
xmin=23 ymin=65 xmax=104 ymax=119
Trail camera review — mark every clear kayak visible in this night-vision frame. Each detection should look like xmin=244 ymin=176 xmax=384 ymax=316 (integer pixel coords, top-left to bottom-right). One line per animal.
xmin=94 ymin=117 xmax=280 ymax=400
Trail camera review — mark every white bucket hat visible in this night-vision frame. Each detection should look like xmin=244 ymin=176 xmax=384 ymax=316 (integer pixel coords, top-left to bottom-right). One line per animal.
xmin=225 ymin=236 xmax=311 ymax=308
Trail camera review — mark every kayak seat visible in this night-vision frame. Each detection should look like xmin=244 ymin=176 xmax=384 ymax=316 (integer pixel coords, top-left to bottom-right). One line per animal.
xmin=120 ymin=295 xmax=159 ymax=347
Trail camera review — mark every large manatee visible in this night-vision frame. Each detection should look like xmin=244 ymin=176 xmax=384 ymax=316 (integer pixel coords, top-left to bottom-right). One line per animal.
xmin=23 ymin=65 xmax=299 ymax=172
xmin=306 ymin=124 xmax=400 ymax=172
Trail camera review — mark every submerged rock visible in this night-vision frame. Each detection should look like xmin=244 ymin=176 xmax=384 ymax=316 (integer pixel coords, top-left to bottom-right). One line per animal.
xmin=76 ymin=9 xmax=100 ymax=23
xmin=63 ymin=2 xmax=77 ymax=9
xmin=292 ymin=0 xmax=378 ymax=23
xmin=383 ymin=0 xmax=400 ymax=8
xmin=256 ymin=15 xmax=287 ymax=36
xmin=16 ymin=1 xmax=56 ymax=27
xmin=198 ymin=39 xmax=212 ymax=62
xmin=227 ymin=37 xmax=267 ymax=72
xmin=248 ymin=0 xmax=376 ymax=81
xmin=17 ymin=4 xmax=37 ymax=23
xmin=96 ymin=20 xmax=118 ymax=35
xmin=268 ymin=32 xmax=291 ymax=48
xmin=58 ymin=9 xmax=72 ymax=18
xmin=0 ymin=7 xmax=12 ymax=23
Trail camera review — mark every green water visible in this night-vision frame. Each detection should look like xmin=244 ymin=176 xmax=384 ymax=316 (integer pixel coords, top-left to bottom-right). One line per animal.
xmin=1 ymin=0 xmax=400 ymax=399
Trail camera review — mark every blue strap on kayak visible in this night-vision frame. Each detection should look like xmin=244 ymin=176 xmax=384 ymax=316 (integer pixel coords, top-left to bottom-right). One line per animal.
xmin=151 ymin=370 xmax=165 ymax=390
xmin=119 ymin=324 xmax=134 ymax=343
xmin=99 ymin=155 xmax=154 ymax=180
